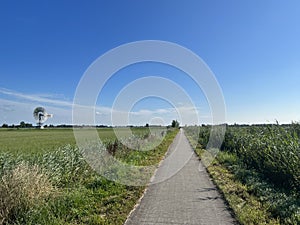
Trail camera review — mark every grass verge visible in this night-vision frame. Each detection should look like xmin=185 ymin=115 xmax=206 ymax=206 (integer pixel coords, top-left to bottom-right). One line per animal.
xmin=193 ymin=147 xmax=299 ymax=225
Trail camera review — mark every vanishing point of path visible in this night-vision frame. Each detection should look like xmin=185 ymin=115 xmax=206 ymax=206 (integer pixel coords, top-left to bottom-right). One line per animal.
xmin=125 ymin=129 xmax=237 ymax=225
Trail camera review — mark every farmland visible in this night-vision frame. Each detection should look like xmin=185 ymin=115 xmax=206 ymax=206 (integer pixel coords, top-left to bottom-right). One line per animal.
xmin=185 ymin=124 xmax=300 ymax=225
xmin=0 ymin=127 xmax=163 ymax=155
xmin=0 ymin=127 xmax=178 ymax=224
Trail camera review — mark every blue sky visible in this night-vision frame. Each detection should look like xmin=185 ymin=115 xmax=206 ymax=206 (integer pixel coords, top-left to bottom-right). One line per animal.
xmin=0 ymin=0 xmax=300 ymax=125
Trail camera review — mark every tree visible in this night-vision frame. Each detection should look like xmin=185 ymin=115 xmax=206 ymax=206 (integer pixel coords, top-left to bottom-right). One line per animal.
xmin=145 ymin=123 xmax=149 ymax=127
xmin=2 ymin=123 xmax=8 ymax=128
xmin=25 ymin=123 xmax=33 ymax=128
xmin=171 ymin=120 xmax=180 ymax=128
xmin=20 ymin=121 xmax=26 ymax=128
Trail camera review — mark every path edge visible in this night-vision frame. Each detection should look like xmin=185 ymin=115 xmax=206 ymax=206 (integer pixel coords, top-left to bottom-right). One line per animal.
xmin=123 ymin=129 xmax=181 ymax=225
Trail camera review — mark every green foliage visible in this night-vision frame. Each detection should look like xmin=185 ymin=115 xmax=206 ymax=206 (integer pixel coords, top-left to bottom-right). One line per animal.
xmin=207 ymin=159 xmax=281 ymax=225
xmin=188 ymin=124 xmax=300 ymax=192
xmin=227 ymin=125 xmax=299 ymax=192
xmin=216 ymin=152 xmax=300 ymax=225
xmin=171 ymin=120 xmax=179 ymax=128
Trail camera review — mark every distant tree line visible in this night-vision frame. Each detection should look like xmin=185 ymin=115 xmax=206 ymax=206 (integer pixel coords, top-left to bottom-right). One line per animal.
xmin=2 ymin=121 xmax=33 ymax=128
xmin=1 ymin=120 xmax=183 ymax=129
xmin=0 ymin=122 xmax=113 ymax=129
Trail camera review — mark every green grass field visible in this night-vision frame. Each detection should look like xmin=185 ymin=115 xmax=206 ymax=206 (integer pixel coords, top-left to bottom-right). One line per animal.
xmin=0 ymin=127 xmax=178 ymax=225
xmin=0 ymin=127 xmax=157 ymax=155
xmin=0 ymin=128 xmax=76 ymax=154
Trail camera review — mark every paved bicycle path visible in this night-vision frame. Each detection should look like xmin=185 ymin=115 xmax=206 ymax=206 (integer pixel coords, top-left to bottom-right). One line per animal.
xmin=125 ymin=129 xmax=237 ymax=225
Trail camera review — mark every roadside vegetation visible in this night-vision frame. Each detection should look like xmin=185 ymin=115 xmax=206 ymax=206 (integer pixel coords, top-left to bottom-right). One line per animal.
xmin=0 ymin=127 xmax=178 ymax=224
xmin=185 ymin=124 xmax=300 ymax=225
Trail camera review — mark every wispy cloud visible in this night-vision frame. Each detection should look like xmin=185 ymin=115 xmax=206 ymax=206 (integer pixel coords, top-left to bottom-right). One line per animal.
xmin=0 ymin=88 xmax=74 ymax=124
xmin=0 ymin=88 xmax=73 ymax=107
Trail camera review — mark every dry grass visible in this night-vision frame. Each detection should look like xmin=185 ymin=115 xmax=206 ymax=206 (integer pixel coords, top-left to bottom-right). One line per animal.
xmin=0 ymin=163 xmax=55 ymax=224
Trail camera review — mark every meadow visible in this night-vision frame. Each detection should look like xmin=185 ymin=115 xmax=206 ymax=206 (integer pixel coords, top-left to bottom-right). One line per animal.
xmin=185 ymin=124 xmax=300 ymax=225
xmin=0 ymin=127 xmax=159 ymax=155
xmin=0 ymin=127 xmax=178 ymax=224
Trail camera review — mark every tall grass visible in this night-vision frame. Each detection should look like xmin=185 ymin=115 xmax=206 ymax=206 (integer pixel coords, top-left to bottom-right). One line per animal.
xmin=188 ymin=124 xmax=300 ymax=192
xmin=223 ymin=125 xmax=300 ymax=192
xmin=185 ymin=124 xmax=300 ymax=224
